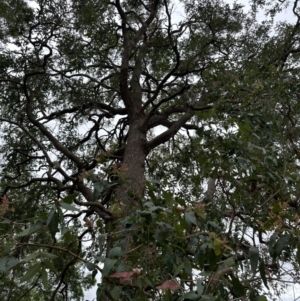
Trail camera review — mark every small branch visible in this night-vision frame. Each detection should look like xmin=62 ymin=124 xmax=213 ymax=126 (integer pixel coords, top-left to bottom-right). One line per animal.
xmin=16 ymin=243 xmax=101 ymax=272
xmin=73 ymin=198 xmax=112 ymax=216
xmin=147 ymin=111 xmax=193 ymax=150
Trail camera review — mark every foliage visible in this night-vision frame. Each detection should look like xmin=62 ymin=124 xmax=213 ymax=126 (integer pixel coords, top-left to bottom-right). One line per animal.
xmin=1 ymin=0 xmax=300 ymax=300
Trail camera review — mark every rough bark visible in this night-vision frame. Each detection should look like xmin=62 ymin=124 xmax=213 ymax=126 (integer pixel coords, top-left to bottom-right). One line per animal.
xmin=114 ymin=117 xmax=148 ymax=209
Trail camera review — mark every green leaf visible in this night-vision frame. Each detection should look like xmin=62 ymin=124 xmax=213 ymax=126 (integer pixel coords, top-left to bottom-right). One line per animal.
xmin=86 ymin=262 xmax=97 ymax=271
xmin=201 ymin=297 xmax=217 ymax=301
xmin=148 ymin=189 xmax=156 ymax=201
xmin=57 ymin=207 xmax=64 ymax=222
xmin=176 ymin=197 xmax=186 ymax=207
xmin=43 ymin=260 xmax=56 ymax=272
xmin=93 ymin=181 xmax=105 ymax=201
xmin=274 ymin=234 xmax=289 ymax=257
xmin=104 ymin=290 xmax=115 ymax=301
xmin=40 ymin=252 xmax=58 ymax=259
xmin=181 ymin=291 xmax=200 ymax=300
xmin=162 ymin=191 xmax=172 ymax=203
xmin=207 ymin=248 xmax=219 ymax=270
xmin=271 ymin=202 xmax=281 ymax=214
xmin=48 ymin=210 xmax=59 ymax=239
xmin=0 ymin=219 xmax=11 ymax=224
xmin=98 ymin=234 xmax=107 ymax=255
xmin=60 ymin=224 xmax=70 ymax=236
xmin=96 ymin=219 xmax=103 ymax=228
xmin=140 ymin=210 xmax=153 ymax=222
xmin=108 ymin=246 xmax=122 ymax=258
xmin=22 ymin=252 xmax=40 ymax=262
xmin=296 ymin=244 xmax=300 ymax=265
xmin=268 ymin=233 xmax=277 ymax=258
xmin=0 ymin=257 xmax=19 ymax=272
xmin=249 ymin=246 xmax=259 ymax=274
xmin=252 ymin=296 xmax=268 ymax=301
xmin=195 ymin=247 xmax=205 ymax=269
xmin=110 ymin=286 xmax=122 ymax=300
xmin=62 ymin=193 xmax=78 ymax=204
xmin=92 ymin=269 xmax=98 ymax=279
xmin=185 ymin=211 xmax=198 ymax=226
xmin=213 ymin=239 xmax=221 ymax=256
xmin=179 ymin=216 xmax=190 ymax=230
xmin=259 ymin=259 xmax=269 ymax=289
xmin=40 ymin=268 xmax=48 ymax=288
xmin=221 ymin=257 xmax=235 ymax=268
xmin=28 ymin=221 xmax=45 ymax=234
xmin=196 ymin=279 xmax=204 ymax=295
xmin=17 ymin=221 xmax=44 ymax=236
xmin=61 ymin=228 xmax=72 ymax=242
xmin=94 ymin=255 xmax=105 ymax=262
xmin=102 ymin=258 xmax=117 ymax=277
xmin=231 ymin=275 xmax=245 ymax=297
xmin=96 ymin=285 xmax=104 ymax=301
xmin=60 ymin=202 xmax=79 ymax=211
xmin=46 ymin=207 xmax=56 ymax=226
xmin=17 ymin=227 xmax=30 ymax=237
xmin=20 ymin=263 xmax=42 ymax=282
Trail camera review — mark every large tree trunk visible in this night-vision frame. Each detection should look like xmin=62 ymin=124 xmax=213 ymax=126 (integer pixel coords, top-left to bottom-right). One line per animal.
xmin=115 ymin=117 xmax=147 ymax=212
xmin=102 ymin=118 xmax=147 ymax=300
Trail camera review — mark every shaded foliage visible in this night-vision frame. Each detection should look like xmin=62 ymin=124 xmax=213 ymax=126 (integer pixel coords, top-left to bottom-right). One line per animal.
xmin=1 ymin=0 xmax=300 ymax=300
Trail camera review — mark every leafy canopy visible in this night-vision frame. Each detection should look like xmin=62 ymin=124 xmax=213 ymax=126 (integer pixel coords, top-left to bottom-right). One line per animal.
xmin=1 ymin=0 xmax=300 ymax=300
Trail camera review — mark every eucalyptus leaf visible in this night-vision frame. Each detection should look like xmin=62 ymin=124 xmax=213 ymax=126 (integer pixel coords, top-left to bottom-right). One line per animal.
xmin=259 ymin=259 xmax=269 ymax=289
xmin=108 ymin=246 xmax=122 ymax=258
xmin=60 ymin=202 xmax=79 ymax=211
xmin=86 ymin=262 xmax=98 ymax=271
xmin=185 ymin=211 xmax=198 ymax=226
xmin=102 ymin=258 xmax=117 ymax=277
xmin=249 ymin=247 xmax=259 ymax=274
xmin=274 ymin=234 xmax=290 ymax=257
xmin=20 ymin=263 xmax=42 ymax=283
xmin=62 ymin=193 xmax=78 ymax=204
xmin=0 ymin=257 xmax=19 ymax=273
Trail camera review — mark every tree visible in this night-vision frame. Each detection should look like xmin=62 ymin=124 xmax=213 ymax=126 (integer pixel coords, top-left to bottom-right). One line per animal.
xmin=1 ymin=0 xmax=300 ymax=300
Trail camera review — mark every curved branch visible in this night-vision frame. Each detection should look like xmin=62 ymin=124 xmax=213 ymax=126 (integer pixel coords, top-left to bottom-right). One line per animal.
xmin=147 ymin=111 xmax=193 ymax=150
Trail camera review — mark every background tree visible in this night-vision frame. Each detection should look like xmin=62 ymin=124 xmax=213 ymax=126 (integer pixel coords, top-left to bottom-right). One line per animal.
xmin=1 ymin=0 xmax=300 ymax=300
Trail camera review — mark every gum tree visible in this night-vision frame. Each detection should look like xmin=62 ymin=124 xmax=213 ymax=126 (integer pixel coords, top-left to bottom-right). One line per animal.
xmin=1 ymin=0 xmax=300 ymax=300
